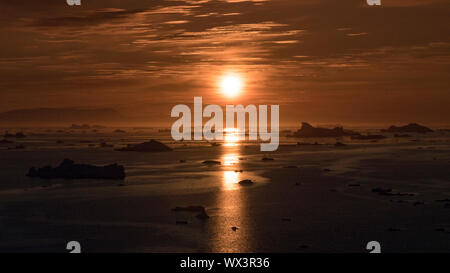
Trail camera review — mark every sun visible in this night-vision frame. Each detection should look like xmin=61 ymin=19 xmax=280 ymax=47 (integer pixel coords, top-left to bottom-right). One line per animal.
xmin=220 ymin=74 xmax=243 ymax=97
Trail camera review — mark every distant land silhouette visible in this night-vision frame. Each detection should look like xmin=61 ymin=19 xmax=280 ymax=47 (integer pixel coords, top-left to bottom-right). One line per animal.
xmin=289 ymin=122 xmax=360 ymax=138
xmin=381 ymin=123 xmax=433 ymax=134
xmin=0 ymin=108 xmax=126 ymax=125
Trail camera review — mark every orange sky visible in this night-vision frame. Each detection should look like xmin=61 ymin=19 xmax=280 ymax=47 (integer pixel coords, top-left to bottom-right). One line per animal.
xmin=0 ymin=0 xmax=449 ymax=125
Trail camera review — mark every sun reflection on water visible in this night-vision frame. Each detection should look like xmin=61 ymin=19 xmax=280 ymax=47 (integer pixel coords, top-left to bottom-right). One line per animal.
xmin=223 ymin=170 xmax=240 ymax=191
xmin=209 ymin=141 xmax=250 ymax=252
xmin=222 ymin=153 xmax=239 ymax=166
xmin=224 ymin=128 xmax=239 ymax=147
xmin=207 ymin=130 xmax=256 ymax=252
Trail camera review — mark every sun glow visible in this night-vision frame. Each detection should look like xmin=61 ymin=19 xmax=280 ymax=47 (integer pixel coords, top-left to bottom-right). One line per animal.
xmin=220 ymin=74 xmax=243 ymax=97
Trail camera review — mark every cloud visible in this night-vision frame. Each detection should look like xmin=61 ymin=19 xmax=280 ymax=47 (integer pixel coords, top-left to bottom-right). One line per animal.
xmin=0 ymin=0 xmax=449 ymax=123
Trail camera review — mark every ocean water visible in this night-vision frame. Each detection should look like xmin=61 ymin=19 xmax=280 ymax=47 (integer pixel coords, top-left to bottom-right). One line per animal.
xmin=1 ymin=127 xmax=450 ymax=252
xmin=0 ymin=127 xmax=449 ymax=192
